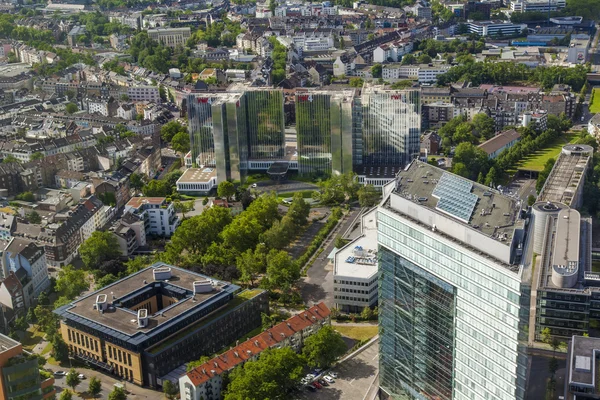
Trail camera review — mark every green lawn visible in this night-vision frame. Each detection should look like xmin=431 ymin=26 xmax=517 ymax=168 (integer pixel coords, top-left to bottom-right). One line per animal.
xmin=21 ymin=327 xmax=44 ymax=351
xmin=334 ymin=325 xmax=378 ymax=341
xmin=41 ymin=342 xmax=52 ymax=355
xmin=590 ymin=88 xmax=600 ymax=114
xmin=515 ymin=133 xmax=578 ymax=172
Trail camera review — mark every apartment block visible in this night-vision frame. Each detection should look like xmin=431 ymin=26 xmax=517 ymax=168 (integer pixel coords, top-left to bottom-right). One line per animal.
xmin=123 ymin=197 xmax=180 ymax=237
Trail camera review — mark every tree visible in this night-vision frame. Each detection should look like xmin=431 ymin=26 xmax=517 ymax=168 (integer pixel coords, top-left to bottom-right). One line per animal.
xmin=357 ymin=184 xmax=380 ymax=207
xmin=349 ymin=78 xmax=364 ymax=88
xmin=541 ymin=327 xmax=552 ymax=345
xmin=30 ymin=152 xmax=44 ymax=161
xmin=171 ymin=131 xmax=190 ymax=155
xmin=484 ymin=166 xmax=498 ymax=187
xmin=401 ymin=54 xmax=415 ymax=65
xmin=472 ymin=113 xmax=496 ymax=140
xmin=55 ymin=265 xmax=89 ymax=301
xmin=160 ymin=121 xmax=186 ymax=143
xmin=79 ymin=231 xmax=121 ymax=270
xmin=59 ymin=390 xmax=73 ymax=400
xmin=360 ymin=306 xmax=374 ymax=320
xmin=120 ymin=94 xmax=130 ymax=101
xmin=26 ymin=307 xmax=36 ymax=324
xmin=371 ymin=63 xmax=382 ymax=78
xmin=548 ymin=357 xmax=558 ymax=375
xmin=13 ymin=315 xmax=27 ymax=331
xmin=88 ymin=377 xmax=102 ymax=398
xmin=66 ymin=369 xmax=81 ymax=391
xmin=417 ymin=53 xmax=432 ymax=64
xmin=536 ymin=158 xmax=555 ymax=193
xmin=286 ymin=192 xmax=310 ymax=227
xmin=334 ymin=235 xmax=348 ymax=249
xmin=187 ymin=356 xmax=211 ymax=372
xmin=217 ymin=181 xmax=236 ymax=201
xmin=224 ymin=348 xmax=304 ymax=400
xmin=129 ymin=173 xmax=145 ymax=191
xmin=236 ymin=246 xmax=266 ymax=286
xmin=527 ymin=195 xmax=536 ymax=206
xmin=173 ymin=200 xmax=194 ymax=219
xmin=142 ymin=180 xmax=172 ymax=197
xmin=26 ymin=211 xmax=42 ymax=224
xmin=3 ymin=155 xmax=20 ymax=164
xmin=108 ymin=387 xmax=127 ymax=400
xmin=262 ymin=250 xmax=300 ymax=291
xmin=65 ymin=103 xmax=78 ymax=114
xmin=163 ymin=380 xmax=178 ymax=400
xmin=95 ymin=273 xmax=118 ymax=290
xmin=124 ymin=255 xmax=154 ymax=275
xmin=302 ymin=325 xmax=347 ymax=368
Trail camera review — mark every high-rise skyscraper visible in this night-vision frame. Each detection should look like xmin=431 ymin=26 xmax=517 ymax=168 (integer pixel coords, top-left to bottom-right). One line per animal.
xmin=378 ymin=161 xmax=529 ymax=400
xmin=295 ymin=89 xmax=355 ymax=177
xmin=245 ymin=90 xmax=285 ymax=160
xmin=361 ymin=86 xmax=421 ymax=168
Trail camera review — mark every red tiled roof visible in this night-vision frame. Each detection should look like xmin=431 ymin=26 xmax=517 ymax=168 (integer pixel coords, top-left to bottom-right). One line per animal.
xmin=186 ymin=302 xmax=330 ymax=387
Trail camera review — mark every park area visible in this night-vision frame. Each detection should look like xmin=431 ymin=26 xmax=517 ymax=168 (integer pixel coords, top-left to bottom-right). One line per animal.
xmin=513 ymin=132 xmax=578 ymax=172
xmin=590 ymin=88 xmax=600 ymax=114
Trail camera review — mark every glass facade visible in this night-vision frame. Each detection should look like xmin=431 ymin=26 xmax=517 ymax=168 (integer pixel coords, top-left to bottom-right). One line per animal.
xmin=379 ymin=246 xmax=455 ymax=400
xmin=245 ymin=90 xmax=285 ymax=160
xmin=188 ymin=95 xmax=217 ymax=168
xmin=377 ymin=207 xmax=527 ymax=400
xmin=361 ymin=89 xmax=420 ymax=167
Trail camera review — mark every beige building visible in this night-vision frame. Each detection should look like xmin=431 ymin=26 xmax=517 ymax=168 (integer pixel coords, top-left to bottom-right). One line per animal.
xmin=147 ymin=28 xmax=191 ymax=48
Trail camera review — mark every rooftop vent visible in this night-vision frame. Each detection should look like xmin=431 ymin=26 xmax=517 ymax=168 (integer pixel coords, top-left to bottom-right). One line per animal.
xmin=193 ymin=280 xmax=213 ymax=294
xmin=96 ymin=294 xmax=107 ymax=312
xmin=153 ymin=267 xmax=172 ymax=280
xmin=137 ymin=309 xmax=148 ymax=328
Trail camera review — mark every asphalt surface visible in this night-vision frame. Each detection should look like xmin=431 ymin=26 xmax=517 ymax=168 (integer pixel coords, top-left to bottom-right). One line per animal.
xmin=295 ymin=339 xmax=379 ymax=400
xmin=254 ymin=180 xmax=318 ymax=194
xmin=299 ymin=207 xmax=362 ymax=308
xmin=525 ymin=355 xmax=566 ymax=400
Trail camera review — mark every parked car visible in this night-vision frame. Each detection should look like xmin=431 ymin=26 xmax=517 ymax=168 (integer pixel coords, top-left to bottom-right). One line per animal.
xmin=305 ymin=385 xmax=316 ymax=392
xmin=251 ymin=183 xmax=258 ymax=188
xmin=327 ymin=371 xmax=338 ymax=378
xmin=324 ymin=375 xmax=335 ymax=384
xmin=306 ymin=374 xmax=316 ymax=380
xmin=312 ymin=381 xmax=322 ymax=389
xmin=54 ymin=371 xmax=66 ymax=377
xmin=78 ymin=374 xmax=85 ymax=379
xmin=318 ymin=379 xmax=329 ymax=386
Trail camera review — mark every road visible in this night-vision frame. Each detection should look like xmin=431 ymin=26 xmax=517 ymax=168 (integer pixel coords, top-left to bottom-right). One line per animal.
xmin=525 ymin=355 xmax=566 ymax=400
xmin=254 ymin=179 xmax=318 ymax=194
xmin=299 ymin=207 xmax=362 ymax=308
xmin=50 ymin=366 xmax=163 ymax=400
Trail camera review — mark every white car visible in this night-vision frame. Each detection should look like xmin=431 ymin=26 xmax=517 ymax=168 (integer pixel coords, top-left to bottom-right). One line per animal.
xmin=78 ymin=374 xmax=85 ymax=379
xmin=54 ymin=371 xmax=66 ymax=377
xmin=323 ymin=375 xmax=335 ymax=384
xmin=306 ymin=374 xmax=316 ymax=380
xmin=251 ymin=183 xmax=258 ymax=188
xmin=327 ymin=372 xmax=338 ymax=378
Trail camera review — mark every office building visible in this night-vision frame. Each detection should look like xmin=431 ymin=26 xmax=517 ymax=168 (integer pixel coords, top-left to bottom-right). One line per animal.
xmin=360 ymin=85 xmax=421 ymax=171
xmin=537 ymin=144 xmax=593 ymax=209
xmin=123 ymin=197 xmax=180 ymax=237
xmin=510 ymin=0 xmax=566 ymax=12
xmin=179 ymin=302 xmax=331 ymax=400
xmin=245 ymin=90 xmax=285 ymax=161
xmin=565 ymin=335 xmax=600 ymax=399
xmin=378 ymin=161 xmax=529 ymax=400
xmin=176 ymin=167 xmax=218 ymax=195
xmin=147 ymin=28 xmax=191 ymax=48
xmin=54 ymin=264 xmax=268 ymax=387
xmin=466 ymin=21 xmax=528 ymax=37
xmin=295 ymin=89 xmax=355 ymax=177
xmin=0 ymin=334 xmax=55 ymax=400
xmin=333 ymin=208 xmax=378 ymax=313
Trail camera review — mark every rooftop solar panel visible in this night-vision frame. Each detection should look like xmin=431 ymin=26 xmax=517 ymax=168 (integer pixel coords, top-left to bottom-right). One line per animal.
xmin=433 ymin=173 xmax=478 ymax=223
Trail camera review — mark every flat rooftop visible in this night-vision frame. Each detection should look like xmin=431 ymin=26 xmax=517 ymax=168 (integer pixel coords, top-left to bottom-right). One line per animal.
xmin=177 ymin=167 xmax=217 ymax=183
xmin=0 ymin=333 xmax=21 ymax=352
xmin=61 ymin=264 xmax=234 ymax=337
xmin=552 ymin=208 xmax=580 ymax=267
xmin=126 ymin=197 xmax=166 ymax=209
xmin=569 ymin=335 xmax=600 ymax=388
xmin=334 ymin=208 xmax=378 ymax=280
xmin=393 ymin=161 xmax=519 ymax=239
xmin=538 ymin=145 xmax=592 ymax=207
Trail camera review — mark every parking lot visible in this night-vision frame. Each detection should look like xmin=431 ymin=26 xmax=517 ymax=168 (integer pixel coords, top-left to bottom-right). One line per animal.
xmin=295 ymin=339 xmax=379 ymax=400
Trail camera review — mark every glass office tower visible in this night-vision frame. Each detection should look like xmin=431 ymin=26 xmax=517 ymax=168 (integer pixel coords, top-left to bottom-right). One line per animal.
xmin=245 ymin=90 xmax=285 ymax=160
xmin=361 ymin=87 xmax=420 ymax=167
xmin=188 ymin=93 xmax=248 ymax=182
xmin=295 ymin=90 xmax=355 ymax=177
xmin=377 ymin=162 xmax=529 ymax=400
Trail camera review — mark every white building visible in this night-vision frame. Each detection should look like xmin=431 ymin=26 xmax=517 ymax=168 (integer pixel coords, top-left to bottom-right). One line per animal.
xmin=147 ymin=27 xmax=191 ymax=48
xmin=333 ymin=208 xmax=378 ymax=313
xmin=127 ymin=86 xmax=161 ymax=103
xmin=466 ymin=21 xmax=528 ymax=37
xmin=80 ymin=204 xmax=113 ymax=241
xmin=382 ymin=64 xmax=419 ymax=80
xmin=418 ymin=65 xmax=452 ymax=83
xmin=176 ymin=168 xmax=218 ymax=195
xmin=510 ymin=0 xmax=565 ymax=12
xmin=123 ymin=197 xmax=180 ymax=237
xmin=373 ymin=41 xmax=413 ymax=63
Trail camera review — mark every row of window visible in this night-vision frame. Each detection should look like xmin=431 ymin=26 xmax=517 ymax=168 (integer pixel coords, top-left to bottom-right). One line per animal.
xmin=107 ymin=344 xmax=134 ymax=367
xmin=334 ymin=278 xmax=377 ymax=286
xmin=67 ymin=328 xmax=100 ymax=353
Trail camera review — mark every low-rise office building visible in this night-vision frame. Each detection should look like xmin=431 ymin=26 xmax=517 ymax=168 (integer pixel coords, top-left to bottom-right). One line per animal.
xmin=180 ymin=302 xmax=331 ymax=400
xmin=467 ymin=21 xmax=528 ymax=37
xmin=54 ymin=264 xmax=269 ymax=388
xmin=176 ymin=168 xmax=218 ymax=195
xmin=123 ymin=197 xmax=180 ymax=237
xmin=333 ymin=208 xmax=378 ymax=313
xmin=565 ymin=335 xmax=600 ymax=399
xmin=478 ymin=129 xmax=521 ymax=159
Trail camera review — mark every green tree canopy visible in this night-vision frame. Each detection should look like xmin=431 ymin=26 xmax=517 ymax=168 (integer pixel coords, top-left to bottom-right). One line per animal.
xmin=358 ymin=184 xmax=380 ymax=207
xmin=472 ymin=113 xmax=496 ymax=140
xmin=65 ymin=103 xmax=78 ymax=114
xmin=160 ymin=121 xmax=187 ymax=143
xmin=302 ymin=325 xmax=347 ymax=368
xmin=224 ymin=348 xmax=304 ymax=400
xmin=88 ymin=376 xmax=102 ymax=398
xmin=108 ymin=386 xmax=127 ymax=400
xmin=66 ymin=369 xmax=81 ymax=390
xmin=79 ymin=231 xmax=121 ymax=270
xmin=55 ymin=265 xmax=89 ymax=301
xmin=171 ymin=131 xmax=190 ymax=154
xmin=217 ymin=181 xmax=236 ymax=201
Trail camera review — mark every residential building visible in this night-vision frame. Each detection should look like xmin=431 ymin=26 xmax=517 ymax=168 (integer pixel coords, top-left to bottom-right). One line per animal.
xmin=333 ymin=209 xmax=378 ymax=313
xmin=418 ymin=65 xmax=452 ymax=83
xmin=147 ymin=28 xmax=191 ymax=48
xmin=520 ymin=110 xmax=548 ymax=130
xmin=588 ymin=113 xmax=600 ymax=138
xmin=126 ymin=86 xmax=161 ymax=103
xmin=123 ymin=197 xmax=180 ymax=237
xmin=420 ymin=132 xmax=441 ymax=155
xmin=180 ymin=302 xmax=331 ymax=400
xmin=1 ymin=239 xmax=50 ymax=309
xmin=0 ymin=213 xmax=16 ymax=240
xmin=478 ymin=129 xmax=522 ymax=159
xmin=378 ymin=161 xmax=529 ymax=400
xmin=564 ymin=335 xmax=600 ymax=399
xmin=0 ymin=334 xmax=55 ymax=400
xmin=54 ymin=264 xmax=269 ymax=387
xmin=466 ymin=21 xmax=528 ymax=37
xmin=117 ymin=104 xmax=136 ymax=120
xmin=510 ymin=0 xmax=566 ymax=12
xmin=373 ymin=41 xmax=413 ymax=63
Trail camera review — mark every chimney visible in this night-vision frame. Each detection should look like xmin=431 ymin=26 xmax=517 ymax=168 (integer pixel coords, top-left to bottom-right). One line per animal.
xmin=193 ymin=280 xmax=213 ymax=294
xmin=137 ymin=309 xmax=148 ymax=328
xmin=96 ymin=294 xmax=107 ymax=312
xmin=153 ymin=266 xmax=172 ymax=280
